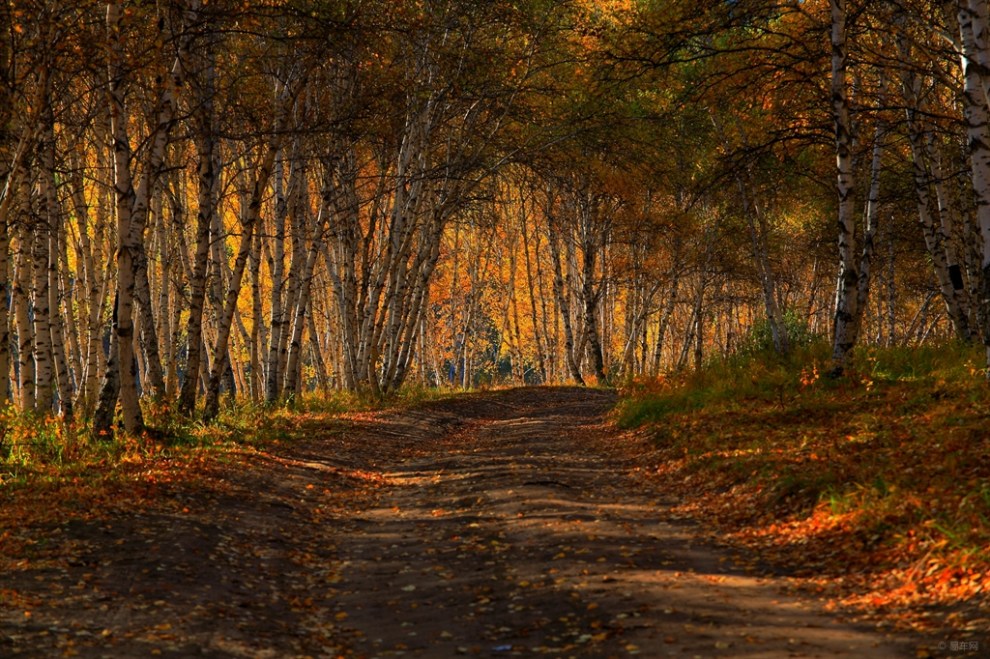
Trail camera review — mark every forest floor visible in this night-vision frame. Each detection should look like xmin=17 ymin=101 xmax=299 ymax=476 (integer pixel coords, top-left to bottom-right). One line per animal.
xmin=0 ymin=386 xmax=973 ymax=657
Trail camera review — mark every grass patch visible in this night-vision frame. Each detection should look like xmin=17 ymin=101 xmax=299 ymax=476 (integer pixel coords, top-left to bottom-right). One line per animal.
xmin=616 ymin=340 xmax=990 ymax=632
xmin=0 ymin=384 xmax=464 ymax=540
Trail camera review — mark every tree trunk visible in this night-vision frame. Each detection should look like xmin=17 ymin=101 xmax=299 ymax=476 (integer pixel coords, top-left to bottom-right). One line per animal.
xmin=98 ymin=0 xmax=191 ymax=433
xmin=547 ymin=215 xmax=584 ymax=385
xmin=0 ymin=188 xmax=9 ymax=405
xmin=32 ymin=173 xmax=54 ymax=415
xmin=249 ymin=203 xmax=264 ymax=402
xmin=853 ymin=111 xmax=884 ymax=336
xmin=283 ymin=212 xmax=328 ymax=400
xmin=958 ymin=0 xmax=990 ymax=371
xmin=520 ymin=207 xmax=547 ymax=382
xmin=177 ymin=130 xmax=216 ymax=414
xmin=202 ymin=74 xmax=303 ymax=418
xmin=898 ymin=25 xmax=973 ymax=341
xmin=579 ymin=214 xmax=606 ymax=383
xmin=829 ymin=0 xmax=860 ymax=375
xmin=265 ymin=154 xmax=290 ymax=402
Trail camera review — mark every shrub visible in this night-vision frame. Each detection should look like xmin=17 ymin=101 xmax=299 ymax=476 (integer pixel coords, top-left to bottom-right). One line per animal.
xmin=737 ymin=309 xmax=821 ymax=357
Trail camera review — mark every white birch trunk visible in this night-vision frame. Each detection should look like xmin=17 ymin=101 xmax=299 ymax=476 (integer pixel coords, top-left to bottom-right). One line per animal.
xmin=0 ymin=186 xmax=8 ymax=405
xmin=38 ymin=105 xmax=74 ymax=416
xmin=202 ymin=75 xmax=304 ymax=419
xmin=959 ymin=0 xmax=990 ymax=369
xmin=13 ymin=229 xmax=34 ymax=411
xmin=547 ymin=212 xmax=584 ymax=385
xmin=829 ymin=0 xmax=861 ymax=374
xmin=96 ymin=1 xmax=141 ymax=434
xmin=97 ymin=0 xmax=191 ymax=432
xmin=578 ymin=196 xmax=607 ymax=382
xmin=520 ymin=204 xmax=548 ymax=382
xmin=265 ymin=154 xmax=289 ymax=402
xmin=853 ymin=112 xmax=884 ymax=335
xmin=900 ymin=49 xmax=973 ymax=339
xmin=282 ymin=205 xmax=328 ymax=400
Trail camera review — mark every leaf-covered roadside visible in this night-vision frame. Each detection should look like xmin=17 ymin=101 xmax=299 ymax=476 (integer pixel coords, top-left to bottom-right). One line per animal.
xmin=0 ymin=390 xmax=427 ymax=561
xmin=0 ymin=395 xmax=427 ymax=657
xmin=615 ymin=343 xmax=990 ymax=645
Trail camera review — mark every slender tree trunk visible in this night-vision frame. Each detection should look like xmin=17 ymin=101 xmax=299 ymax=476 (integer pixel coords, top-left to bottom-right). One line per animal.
xmin=652 ymin=269 xmax=681 ymax=375
xmin=99 ymin=2 xmax=142 ymax=434
xmin=829 ymin=0 xmax=861 ymax=375
xmin=958 ymin=0 xmax=990 ymax=371
xmin=886 ymin=233 xmax=897 ymax=345
xmin=265 ymin=155 xmax=289 ymax=402
xmin=0 ymin=40 xmax=8 ymax=402
xmin=579 ymin=213 xmax=606 ymax=383
xmin=67 ymin=148 xmax=106 ymax=413
xmin=177 ymin=131 xmax=216 ymax=414
xmin=14 ymin=232 xmax=35 ymax=412
xmin=50 ymin=217 xmax=74 ymax=418
xmin=898 ymin=25 xmax=972 ymax=341
xmin=853 ymin=112 xmax=884 ymax=335
xmin=249 ymin=205 xmax=264 ymax=402
xmin=308 ymin=308 xmax=330 ymax=394
xmin=0 ymin=188 xmax=9 ymax=405
xmin=508 ymin=231 xmax=526 ymax=383
xmin=547 ymin=215 xmax=584 ymax=385
xmin=175 ymin=4 xmax=217 ymax=414
xmin=694 ymin=284 xmax=706 ymax=372
xmin=93 ymin=291 xmax=120 ymax=437
xmin=274 ymin=147 xmax=307 ymax=397
xmin=133 ymin=249 xmax=165 ymax=398
xmin=97 ymin=0 xmax=190 ymax=433
xmin=32 ymin=167 xmax=54 ymax=415
xmin=202 ymin=74 xmax=303 ymax=418
xmin=283 ymin=214 xmax=328 ymax=400
xmin=520 ymin=208 xmax=547 ymax=382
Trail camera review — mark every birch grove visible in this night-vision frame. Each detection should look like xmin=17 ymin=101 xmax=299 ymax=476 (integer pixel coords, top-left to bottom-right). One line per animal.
xmin=6 ymin=0 xmax=990 ymax=436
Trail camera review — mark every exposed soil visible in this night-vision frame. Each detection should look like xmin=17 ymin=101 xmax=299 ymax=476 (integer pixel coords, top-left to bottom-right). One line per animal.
xmin=1 ymin=387 xmax=927 ymax=657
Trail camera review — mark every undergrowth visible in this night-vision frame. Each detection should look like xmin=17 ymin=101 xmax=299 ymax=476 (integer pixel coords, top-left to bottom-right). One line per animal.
xmin=0 ymin=385 xmax=459 ymax=493
xmin=615 ymin=340 xmax=990 ymax=635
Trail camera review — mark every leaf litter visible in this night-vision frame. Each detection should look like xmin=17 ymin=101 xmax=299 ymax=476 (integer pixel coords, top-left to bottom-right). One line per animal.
xmin=0 ymin=387 xmax=954 ymax=657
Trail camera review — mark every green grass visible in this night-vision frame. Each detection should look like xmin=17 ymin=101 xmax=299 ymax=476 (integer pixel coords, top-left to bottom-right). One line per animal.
xmin=616 ymin=341 xmax=835 ymax=428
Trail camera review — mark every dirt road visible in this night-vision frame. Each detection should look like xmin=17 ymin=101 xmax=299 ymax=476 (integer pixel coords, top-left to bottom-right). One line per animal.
xmin=1 ymin=387 xmax=917 ymax=657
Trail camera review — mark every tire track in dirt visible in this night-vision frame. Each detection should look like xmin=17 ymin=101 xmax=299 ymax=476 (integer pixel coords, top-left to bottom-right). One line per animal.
xmin=0 ymin=386 xmax=920 ymax=658
xmin=328 ymin=387 xmax=916 ymax=657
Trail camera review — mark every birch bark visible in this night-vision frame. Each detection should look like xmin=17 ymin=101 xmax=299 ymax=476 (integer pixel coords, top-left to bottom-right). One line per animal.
xmin=547 ymin=212 xmax=584 ymax=384
xmin=900 ymin=45 xmax=973 ymax=340
xmin=520 ymin=202 xmax=548 ymax=382
xmin=14 ymin=224 xmax=34 ymax=411
xmin=829 ymin=0 xmax=861 ymax=374
xmin=177 ymin=7 xmax=218 ymax=414
xmin=282 ymin=203 xmax=329 ymax=400
xmin=958 ymin=0 xmax=990 ymax=369
xmin=202 ymin=75 xmax=304 ymax=420
xmin=265 ymin=155 xmax=290 ymax=402
xmin=578 ymin=196 xmax=607 ymax=383
xmin=852 ymin=112 xmax=884 ymax=337
xmin=96 ymin=0 xmax=191 ymax=433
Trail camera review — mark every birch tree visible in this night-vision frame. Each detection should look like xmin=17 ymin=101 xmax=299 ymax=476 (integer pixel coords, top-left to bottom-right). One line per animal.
xmin=177 ymin=1 xmax=220 ymax=414
xmin=957 ymin=0 xmax=990 ymax=371
xmin=829 ymin=0 xmax=861 ymax=375
xmin=897 ymin=20 xmax=973 ymax=341
xmin=95 ymin=0 xmax=189 ymax=435
xmin=201 ymin=72 xmax=307 ymax=420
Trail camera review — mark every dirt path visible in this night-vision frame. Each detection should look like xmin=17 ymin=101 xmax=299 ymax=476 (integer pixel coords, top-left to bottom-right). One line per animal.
xmin=1 ymin=387 xmax=918 ymax=657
